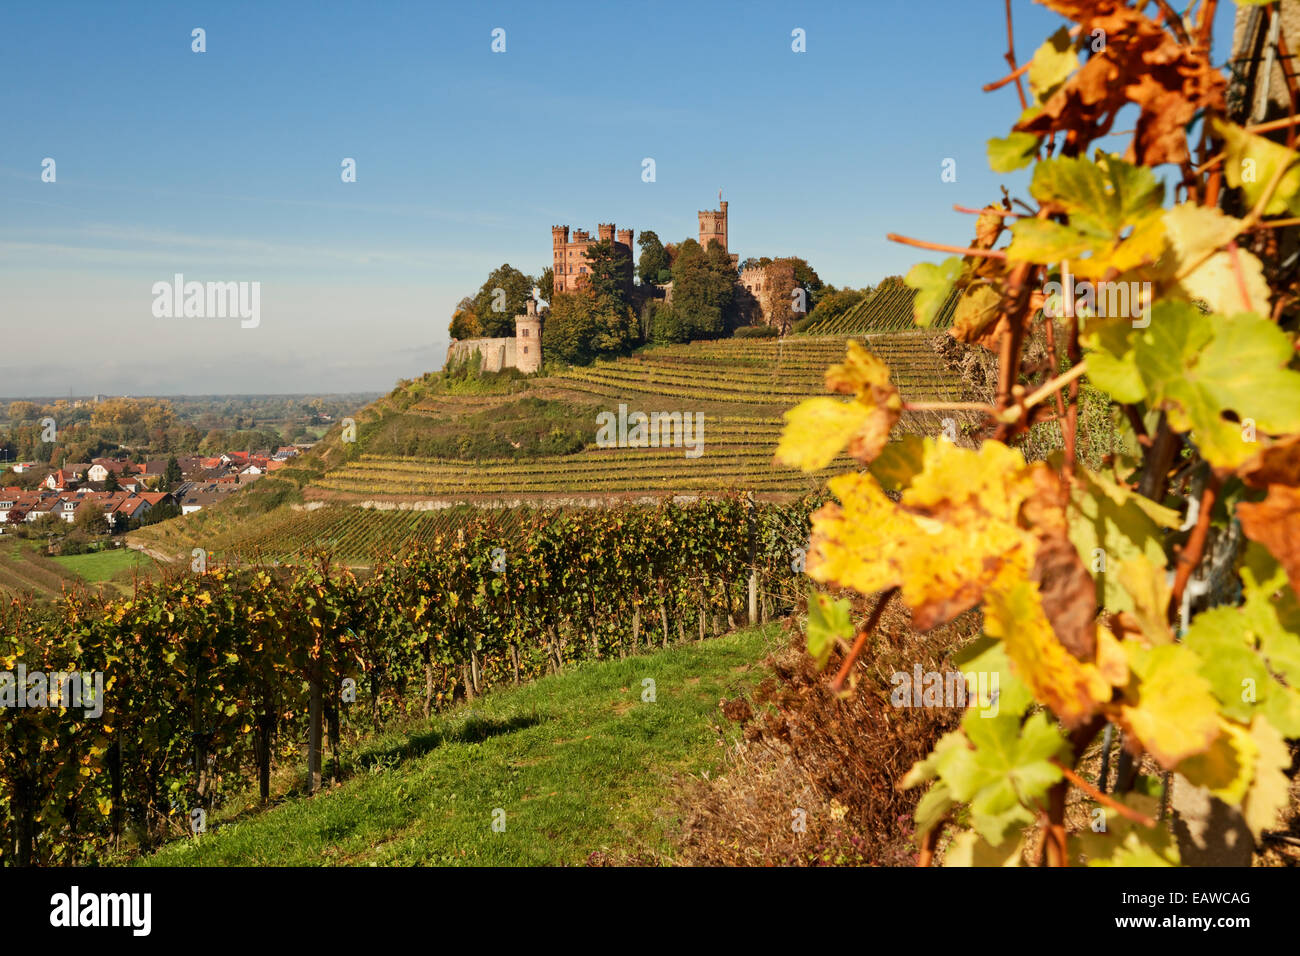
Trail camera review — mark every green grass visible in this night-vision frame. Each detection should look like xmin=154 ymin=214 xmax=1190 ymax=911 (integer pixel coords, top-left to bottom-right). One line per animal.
xmin=142 ymin=623 xmax=782 ymax=866
xmin=51 ymin=546 xmax=154 ymax=582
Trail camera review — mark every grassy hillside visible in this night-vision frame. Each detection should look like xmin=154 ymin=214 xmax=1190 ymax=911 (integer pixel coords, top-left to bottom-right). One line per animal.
xmin=0 ymin=535 xmax=155 ymax=601
xmin=141 ymin=623 xmax=780 ymax=866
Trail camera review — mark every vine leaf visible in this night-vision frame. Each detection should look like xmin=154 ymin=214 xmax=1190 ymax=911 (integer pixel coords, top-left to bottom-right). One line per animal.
xmin=950 ymin=284 xmax=1006 ymax=349
xmin=1072 ymin=792 xmax=1178 ymax=866
xmin=1115 ymin=643 xmax=1221 ymax=768
xmin=1161 ymin=204 xmax=1269 ymax=315
xmin=988 ymin=132 xmax=1039 ymax=173
xmin=806 ymin=441 xmax=1041 ymax=631
xmin=1028 ymin=27 xmax=1079 ymax=105
xmin=1138 ymin=305 xmax=1300 ymax=469
xmin=904 ymin=257 xmax=963 ymax=327
xmin=941 ymin=711 xmax=1070 ymax=846
xmin=1008 ymin=155 xmax=1165 ymax=278
xmin=982 ymin=570 xmax=1110 ymax=728
xmin=867 ymin=433 xmax=926 ymax=491
xmin=1066 ymin=465 xmax=1177 ymax=614
xmin=1175 ymin=717 xmax=1256 ymax=805
xmin=943 ymin=829 xmax=1025 ymax=867
xmin=1243 ymin=716 xmax=1292 ymax=843
xmin=804 ymin=591 xmax=853 ymax=670
xmin=1214 ymin=119 xmax=1300 ymax=217
xmin=1237 ymin=485 xmax=1300 ymax=597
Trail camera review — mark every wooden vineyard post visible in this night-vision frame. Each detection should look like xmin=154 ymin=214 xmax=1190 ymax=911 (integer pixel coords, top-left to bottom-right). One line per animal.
xmin=307 ymin=666 xmax=323 ymax=795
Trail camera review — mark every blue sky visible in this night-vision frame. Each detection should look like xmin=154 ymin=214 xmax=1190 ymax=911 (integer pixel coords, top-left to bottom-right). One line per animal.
xmin=0 ymin=0 xmax=1239 ymax=395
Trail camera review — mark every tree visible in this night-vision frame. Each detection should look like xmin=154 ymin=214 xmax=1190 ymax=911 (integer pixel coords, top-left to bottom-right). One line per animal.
xmin=472 ymin=264 xmax=534 ymax=338
xmin=73 ymin=503 xmax=109 ymax=537
xmin=7 ymin=401 xmax=40 ymax=423
xmin=163 ymin=457 xmax=182 ymax=490
xmin=535 ymin=267 xmax=554 ymax=304
xmin=449 ymin=297 xmax=481 ymax=339
xmin=103 ymin=470 xmax=121 ymax=493
xmin=582 ymin=239 xmax=633 ymax=308
xmin=544 ymin=289 xmax=639 ymax=365
xmin=667 ymin=239 xmax=737 ymax=341
xmin=636 ymin=231 xmax=670 ymax=286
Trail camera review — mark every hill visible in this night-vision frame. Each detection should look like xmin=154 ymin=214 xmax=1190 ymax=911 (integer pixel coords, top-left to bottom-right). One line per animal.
xmin=129 ymin=331 xmax=974 ymax=563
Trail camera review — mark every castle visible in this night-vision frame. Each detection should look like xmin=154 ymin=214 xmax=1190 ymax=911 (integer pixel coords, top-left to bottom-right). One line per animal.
xmin=552 ymin=223 xmax=634 ymax=295
xmin=444 ymin=297 xmax=543 ymax=374
xmin=445 ymin=194 xmax=787 ymax=375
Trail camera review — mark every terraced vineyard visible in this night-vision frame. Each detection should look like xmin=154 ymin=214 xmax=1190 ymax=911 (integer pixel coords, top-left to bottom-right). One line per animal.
xmin=801 ymin=283 xmax=961 ymax=335
xmin=305 ymin=332 xmax=975 ymax=503
xmin=551 ymin=331 xmax=970 ymax=404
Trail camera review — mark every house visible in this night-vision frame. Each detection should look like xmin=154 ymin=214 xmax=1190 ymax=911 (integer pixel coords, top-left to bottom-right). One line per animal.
xmin=179 ymin=489 xmax=226 ymax=515
xmin=273 ymin=446 xmax=299 ymax=460
xmin=44 ymin=469 xmax=77 ymax=491
xmin=87 ymin=459 xmax=130 ymax=483
xmin=10 ymin=462 xmax=38 ymax=473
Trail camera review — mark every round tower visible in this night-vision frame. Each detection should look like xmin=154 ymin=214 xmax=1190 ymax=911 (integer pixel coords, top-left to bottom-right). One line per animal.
xmin=514 ymin=298 xmax=542 ymax=374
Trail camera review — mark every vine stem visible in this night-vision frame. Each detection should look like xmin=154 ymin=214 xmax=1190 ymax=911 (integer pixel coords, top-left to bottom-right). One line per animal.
xmin=1168 ymin=472 xmax=1221 ymax=620
xmin=829 ymin=587 xmax=897 ymax=694
xmin=885 ymin=233 xmax=1008 ymax=260
xmin=1051 ymin=759 xmax=1159 ymax=828
xmin=953 ymin=204 xmax=1021 ymax=218
xmin=1001 ymin=0 xmax=1029 ymax=111
xmin=1018 ymin=361 xmax=1089 ymax=415
xmin=917 ymin=817 xmax=945 ymax=867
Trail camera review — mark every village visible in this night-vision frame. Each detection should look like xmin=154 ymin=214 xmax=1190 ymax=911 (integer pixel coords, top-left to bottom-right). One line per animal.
xmin=0 ymin=445 xmax=302 ymax=534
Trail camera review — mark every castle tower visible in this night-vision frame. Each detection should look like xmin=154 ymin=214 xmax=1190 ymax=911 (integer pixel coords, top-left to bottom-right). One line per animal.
xmin=616 ymin=228 xmax=633 ymax=252
xmin=597 ymin=222 xmax=616 ymax=243
xmin=514 ymin=298 xmax=542 ymax=374
xmin=698 ymin=191 xmax=728 ymax=253
xmin=551 ymin=226 xmax=569 ymax=296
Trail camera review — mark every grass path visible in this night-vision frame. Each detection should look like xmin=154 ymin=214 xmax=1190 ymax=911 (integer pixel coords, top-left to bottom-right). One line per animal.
xmin=143 ymin=623 xmax=782 ymax=866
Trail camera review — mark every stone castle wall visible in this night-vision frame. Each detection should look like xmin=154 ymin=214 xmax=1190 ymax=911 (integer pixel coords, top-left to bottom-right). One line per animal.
xmin=446 ymin=336 xmax=517 ymax=373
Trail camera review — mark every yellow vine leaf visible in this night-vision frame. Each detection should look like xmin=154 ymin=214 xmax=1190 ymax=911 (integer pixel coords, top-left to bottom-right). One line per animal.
xmin=807 ymin=440 xmax=1040 ymax=630
xmin=943 ymin=830 xmax=1026 ymax=867
xmin=1175 ymin=716 xmax=1256 ymax=805
xmin=1162 ymin=203 xmax=1270 ymax=315
xmin=982 ymin=568 xmax=1110 ymax=728
xmin=775 ymin=341 xmax=901 ymax=470
xmin=1214 ymin=118 xmax=1300 ymax=217
xmin=1242 ymin=716 xmax=1292 ymax=842
xmin=1115 ymin=643 xmax=1221 ymax=768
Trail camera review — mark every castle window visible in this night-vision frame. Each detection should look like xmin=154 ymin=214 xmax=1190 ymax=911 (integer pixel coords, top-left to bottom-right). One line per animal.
xmin=523 ymin=346 xmax=529 ymax=354
xmin=522 ymin=328 xmax=529 ymax=337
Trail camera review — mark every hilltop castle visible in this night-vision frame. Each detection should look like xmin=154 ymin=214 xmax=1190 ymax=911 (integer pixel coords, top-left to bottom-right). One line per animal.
xmin=445 ymin=297 xmax=543 ymax=374
xmin=552 ymin=223 xmax=634 ymax=295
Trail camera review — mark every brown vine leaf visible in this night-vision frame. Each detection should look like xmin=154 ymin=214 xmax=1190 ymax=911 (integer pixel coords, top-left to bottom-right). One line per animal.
xmin=1239 ymin=434 xmax=1300 ymax=489
xmin=1237 ymin=485 xmax=1300 ymax=596
xmin=949 ymin=284 xmax=1005 ymax=350
xmin=1018 ymin=1 xmax=1225 ymax=166
xmin=1031 ymin=531 xmax=1098 ymax=661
